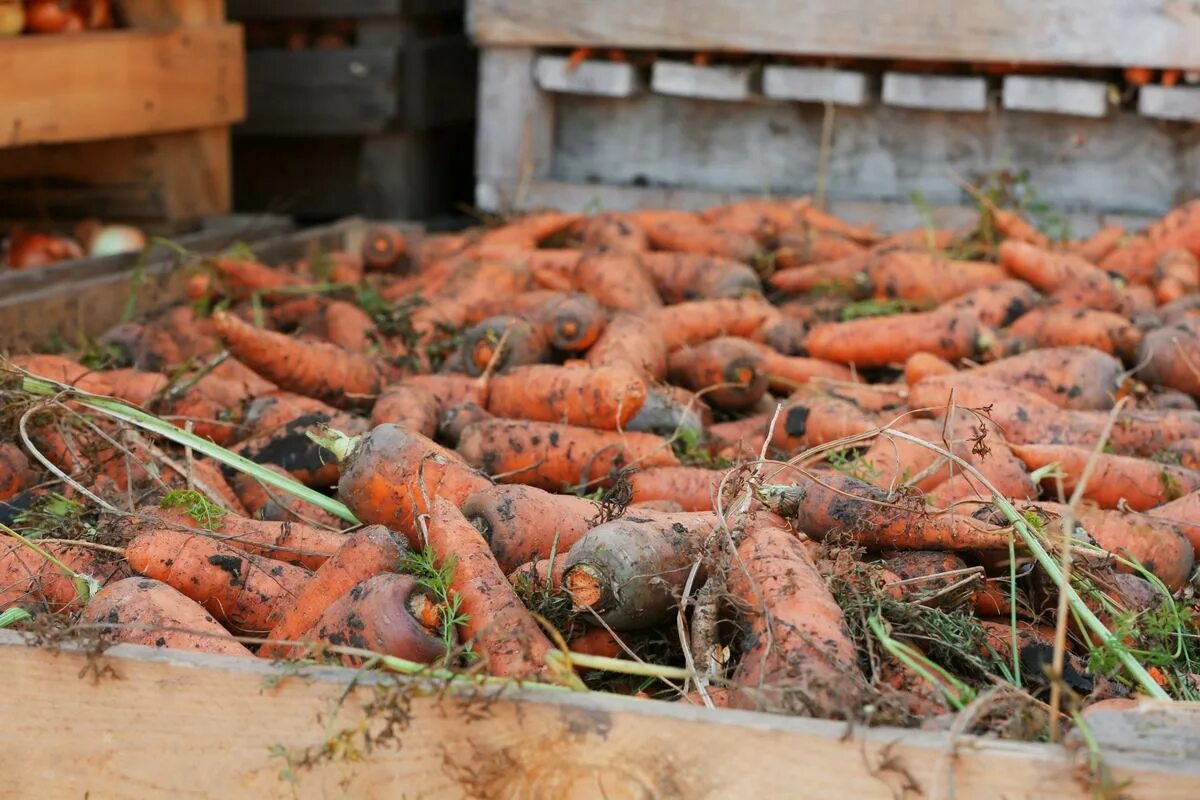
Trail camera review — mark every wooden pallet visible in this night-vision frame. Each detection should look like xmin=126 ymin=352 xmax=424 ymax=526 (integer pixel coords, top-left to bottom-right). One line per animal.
xmin=1 ymin=631 xmax=1197 ymax=798
xmin=0 ymin=1 xmax=246 ymax=223
xmin=469 ymin=2 xmax=1200 ymax=220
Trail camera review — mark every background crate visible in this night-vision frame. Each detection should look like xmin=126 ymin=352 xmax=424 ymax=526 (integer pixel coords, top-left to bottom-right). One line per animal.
xmin=0 ymin=1 xmax=246 ymax=225
xmin=228 ymin=0 xmax=475 ymax=221
xmin=469 ymin=0 xmax=1200 ymax=224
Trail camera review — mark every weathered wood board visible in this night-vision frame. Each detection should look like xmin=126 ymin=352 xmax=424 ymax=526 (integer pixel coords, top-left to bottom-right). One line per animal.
xmin=469 ymin=0 xmax=1200 ymax=70
xmin=1 ymin=632 xmax=1198 ymax=799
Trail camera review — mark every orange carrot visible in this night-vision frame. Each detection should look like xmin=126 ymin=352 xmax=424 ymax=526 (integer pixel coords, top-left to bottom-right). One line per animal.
xmin=210 ymin=256 xmax=306 ymax=301
xmin=0 ymin=443 xmax=33 ymax=502
xmin=124 ymin=528 xmax=310 ymax=635
xmin=1139 ymin=318 xmax=1200 ymax=398
xmin=563 ymin=512 xmax=718 ymax=629
xmin=509 ymin=557 xmax=567 ymax=593
xmin=991 ymin=210 xmax=1050 ymax=248
xmin=744 ymin=341 xmax=858 ymax=393
xmin=1153 ymin=250 xmax=1199 ymax=305
xmin=231 ymin=463 xmax=344 ymax=529
xmin=294 ymin=573 xmax=447 ymax=667
xmin=628 ymin=210 xmax=760 ymax=261
xmin=1148 ymin=490 xmax=1200 ymax=556
xmin=83 ymin=578 xmax=254 ymax=657
xmin=866 ymin=250 xmax=1007 ymax=303
xmin=259 ymin=525 xmax=405 ymax=658
xmin=804 ymin=309 xmax=981 ymax=367
xmin=427 ymin=496 xmax=554 ymax=677
xmin=485 ymin=364 xmax=647 ymax=430
xmin=1011 ymin=444 xmax=1200 ymax=511
xmin=651 ymin=297 xmax=780 ymax=350
xmin=369 ymin=383 xmax=441 ymax=437
xmin=461 ymin=485 xmax=597 ymax=573
xmin=148 ymin=505 xmax=344 ymax=572
xmin=459 ymin=315 xmax=550 ymax=377
xmin=456 ymin=418 xmax=679 ymax=492
xmin=212 ymin=311 xmax=383 ymax=408
xmin=628 ymin=466 xmax=725 ymax=512
xmin=727 ymin=512 xmax=863 ymax=716
xmin=477 ymin=211 xmax=583 ymax=249
xmin=998 ymin=240 xmax=1124 ymax=309
xmin=1006 ymin=306 xmax=1142 ymax=361
xmin=361 ymin=225 xmax=408 ymax=271
xmin=959 ymin=346 xmax=1125 ymax=411
xmin=639 ymin=252 xmax=762 ymax=302
xmin=321 ymin=300 xmax=377 ymax=353
xmin=769 ymin=250 xmax=872 ymax=294
xmin=667 ymin=336 xmax=768 ymax=410
xmin=328 ymin=424 xmax=492 ymax=546
xmin=859 ymin=418 xmax=964 ymax=492
xmin=573 ymin=251 xmax=662 ymax=311
xmin=771 ymin=386 xmax=885 ymax=452
xmin=939 ymin=280 xmax=1041 ymax=328
xmin=774 ymin=229 xmax=866 ymax=270
xmin=585 ymin=312 xmax=668 ymax=382
xmin=1067 ymin=225 xmax=1126 ymax=264
xmin=1 ymin=540 xmax=101 ymax=612
xmin=904 ymin=352 xmax=956 ymax=386
xmin=577 ymin=213 xmax=649 ymax=253
xmin=233 ymin=407 xmax=368 ymax=489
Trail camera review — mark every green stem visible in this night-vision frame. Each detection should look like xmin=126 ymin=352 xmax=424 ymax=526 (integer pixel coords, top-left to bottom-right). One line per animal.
xmin=551 ymin=650 xmax=694 ymax=681
xmin=0 ymin=522 xmax=96 ymax=603
xmin=20 ymin=375 xmax=359 ymax=524
xmin=306 ymin=427 xmax=358 ymax=464
xmin=869 ymin=615 xmax=973 ymax=711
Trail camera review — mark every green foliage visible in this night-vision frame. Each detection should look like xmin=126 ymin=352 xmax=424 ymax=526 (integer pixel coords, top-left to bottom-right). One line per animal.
xmin=839 ymin=297 xmax=928 ymax=322
xmin=671 ymin=426 xmax=733 ymax=469
xmin=160 ymin=488 xmax=228 ymax=530
xmin=13 ymin=492 xmax=84 ymax=535
xmin=827 ymin=447 xmax=880 ymax=483
xmin=400 ymin=544 xmax=472 ymax=661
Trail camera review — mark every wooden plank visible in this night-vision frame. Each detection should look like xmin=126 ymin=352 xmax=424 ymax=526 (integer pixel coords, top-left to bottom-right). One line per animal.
xmin=534 ymin=56 xmax=640 ymax=97
xmin=238 ymin=49 xmax=400 ymax=136
xmin=117 ymin=0 xmax=226 ymax=26
xmin=401 ymin=35 xmax=478 ymax=129
xmin=539 ymin=92 xmax=1193 ymax=216
xmin=228 ymin=0 xmax=462 ymax=18
xmin=475 ymin=47 xmax=555 ymax=211
xmin=0 ymin=633 xmax=1195 ymax=799
xmin=469 ymin=0 xmax=1200 ymax=70
xmin=0 ymin=26 xmax=246 ymax=148
xmin=762 ymin=66 xmax=870 ymax=106
xmin=651 ymin=61 xmax=752 ymax=101
xmin=1002 ymin=76 xmax=1110 ymax=118
xmin=882 ymin=73 xmax=989 ymax=112
xmin=1138 ymin=85 xmax=1200 ymax=121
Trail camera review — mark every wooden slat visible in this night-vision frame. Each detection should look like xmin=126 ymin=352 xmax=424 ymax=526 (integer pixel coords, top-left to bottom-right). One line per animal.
xmin=228 ymin=0 xmax=462 ymax=18
xmin=0 ymin=633 xmax=1196 ymax=799
xmin=469 ymin=0 xmax=1200 ymax=70
xmin=0 ymin=26 xmax=246 ymax=148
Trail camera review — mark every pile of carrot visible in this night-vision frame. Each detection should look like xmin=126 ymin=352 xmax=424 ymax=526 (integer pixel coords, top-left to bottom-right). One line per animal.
xmin=3 ymin=199 xmax=1200 ymax=729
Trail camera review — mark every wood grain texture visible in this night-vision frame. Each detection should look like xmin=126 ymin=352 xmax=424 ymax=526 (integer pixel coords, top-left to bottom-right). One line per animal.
xmin=0 ymin=632 xmax=1196 ymax=799
xmin=470 ymin=0 xmax=1200 ymax=69
xmin=475 ymin=47 xmax=554 ymax=210
xmin=0 ymin=26 xmax=245 ymax=148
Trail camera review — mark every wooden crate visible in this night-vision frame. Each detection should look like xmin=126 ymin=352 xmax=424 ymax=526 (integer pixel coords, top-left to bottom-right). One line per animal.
xmin=469 ymin=1 xmax=1200 ymax=220
xmin=0 ymin=1 xmax=246 ymax=223
xmin=1 ymin=631 xmax=1198 ymax=798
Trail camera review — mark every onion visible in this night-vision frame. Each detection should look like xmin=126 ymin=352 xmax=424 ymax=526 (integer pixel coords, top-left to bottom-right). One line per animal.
xmin=87 ymin=225 xmax=147 ymax=257
xmin=5 ymin=232 xmax=84 ymax=269
xmin=0 ymin=2 xmax=25 ymax=36
xmin=24 ymin=0 xmax=69 ymax=34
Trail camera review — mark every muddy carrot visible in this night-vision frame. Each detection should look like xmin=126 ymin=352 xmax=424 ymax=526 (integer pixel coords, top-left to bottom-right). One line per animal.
xmin=668 ymin=337 xmax=768 ymax=411
xmin=585 ymin=312 xmax=668 ymax=382
xmin=458 ymin=418 xmax=679 ymax=492
xmin=627 ymin=466 xmax=725 ymax=512
xmin=940 ymin=280 xmax=1042 ymax=328
xmin=651 ymin=298 xmax=781 ymax=351
xmin=485 ymin=364 xmax=647 ymax=430
xmin=1067 ymin=225 xmax=1126 ymax=264
xmin=577 ymin=213 xmax=649 ymax=253
xmin=1137 ymin=318 xmax=1200 ymax=398
xmin=1153 ymin=250 xmax=1200 ymax=305
xmin=427 ymin=497 xmax=554 ymax=678
xmin=628 ymin=210 xmax=760 ymax=262
xmin=1011 ymin=444 xmax=1200 ymax=511
xmin=0 ymin=444 xmax=33 ymax=502
xmin=774 ymin=229 xmax=866 ymax=270
xmin=461 ymin=485 xmax=598 ymax=573
xmin=459 ymin=315 xmax=551 ymax=377
xmin=231 ymin=463 xmax=344 ymax=529
xmin=148 ymin=505 xmax=344 ymax=572
xmin=1006 ymin=306 xmax=1142 ymax=361
xmin=573 ymin=251 xmax=662 ymax=311
xmin=0 ymin=540 xmax=101 ymax=612
xmin=804 ymin=309 xmax=981 ymax=367
xmin=904 ymin=353 xmax=956 ymax=386
xmin=866 ymin=250 xmax=1007 ymax=303
xmin=370 ymin=383 xmax=441 ymax=437
xmin=640 ymin=252 xmax=762 ymax=302
xmin=361 ymin=225 xmax=408 ymax=271
xmin=999 ymin=240 xmax=1124 ymax=310
xmin=959 ymin=346 xmax=1125 ymax=411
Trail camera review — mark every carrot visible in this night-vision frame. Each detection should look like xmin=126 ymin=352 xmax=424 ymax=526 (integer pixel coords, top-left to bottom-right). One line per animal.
xmin=866 ymin=250 xmax=1008 ymax=303
xmin=258 ymin=525 xmax=405 ymax=658
xmin=1079 ymin=407 xmax=1200 ymax=457
xmin=639 ymin=252 xmax=762 ymax=302
xmin=459 ymin=315 xmax=550 ymax=377
xmin=726 ymin=511 xmax=863 ymax=717
xmin=627 ymin=466 xmax=725 ymax=512
xmin=745 ymin=341 xmax=858 ymax=393
xmin=124 ymin=528 xmax=310 ymax=635
xmin=700 ymin=199 xmax=801 ymax=239
xmin=774 ymin=229 xmax=866 ymax=270
xmin=99 ymin=321 xmax=185 ymax=372
xmin=577 ymin=213 xmax=649 ymax=253
xmin=1154 ymin=250 xmax=1200 ymax=304
xmin=651 ymin=297 xmax=780 ymax=351
xmin=328 ymin=424 xmax=492 ymax=546
xmin=149 ymin=505 xmax=344 ymax=572
xmin=369 ymin=383 xmax=441 ymax=437
xmin=509 ymin=557 xmax=567 ymax=592
xmin=1036 ymin=502 xmax=1194 ymax=591
xmin=212 ymin=311 xmax=383 ymax=408
xmin=1102 ymin=201 xmax=1200 ymax=282
xmin=233 ymin=408 xmax=368 ymax=489
xmin=160 ymin=458 xmax=246 ymax=515
xmin=294 ymin=573 xmax=446 ymax=667
xmin=427 ymin=496 xmax=554 ymax=677
xmin=210 ymin=256 xmax=306 ymax=301
xmin=804 ymin=309 xmax=981 ymax=367
xmin=471 ymin=291 xmax=608 ymax=352
xmin=0 ymin=443 xmax=34 ymax=502
xmin=1148 ymin=490 xmax=1200 ymax=556
xmin=1 ymin=540 xmax=101 ymax=612
xmin=626 ymin=384 xmax=710 ymax=437
xmin=1138 ymin=318 xmax=1200 ymax=398
xmin=585 ymin=312 xmax=668 ymax=382
xmin=485 ymin=364 xmax=647 ymax=430
xmin=1010 ymin=444 xmax=1200 ymax=511
xmin=438 ymin=401 xmax=494 ymax=445
xmin=628 ymin=210 xmax=760 ymax=261
xmin=769 ymin=250 xmax=873 ymax=294
xmin=456 ymin=418 xmax=679 ymax=492
xmin=1161 ymin=438 xmax=1200 ymax=470
xmin=991 ymin=210 xmax=1050 ymax=248
xmin=573 ymin=251 xmax=662 ymax=311
xmin=795 ymin=203 xmax=878 ymax=243
xmin=772 ymin=387 xmax=884 ymax=453
xmin=923 ymin=425 xmax=1036 ymax=507
xmin=361 ymin=225 xmax=408 ymax=271
xmin=321 ymin=300 xmax=377 ymax=353
xmin=567 ymin=626 xmax=623 ymax=660
xmin=667 ymin=337 xmax=768 ymax=411
xmin=1142 ymin=391 xmax=1199 ymax=412
xmin=478 ymin=211 xmax=583 ymax=249
xmin=939 ymin=279 xmax=1041 ymax=328
xmin=563 ymin=512 xmax=718 ymax=629
xmin=859 ymin=418 xmax=965 ymax=492
xmin=460 ymin=485 xmax=597 ymax=573
xmin=83 ymin=577 xmax=254 ymax=657
xmin=241 ymin=392 xmax=339 ymax=438
xmin=231 ymin=463 xmax=344 ymax=529
xmin=1006 ymin=306 xmax=1142 ymax=361
xmin=809 ymin=378 xmax=907 ymax=414
xmin=904 ymin=352 xmax=956 ymax=386
xmin=760 ymin=471 xmax=1013 ymax=551
xmin=998 ymin=240 xmax=1124 ymax=310
xmin=959 ymin=347 xmax=1125 ymax=411
xmin=1067 ymin=225 xmax=1126 ymax=264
